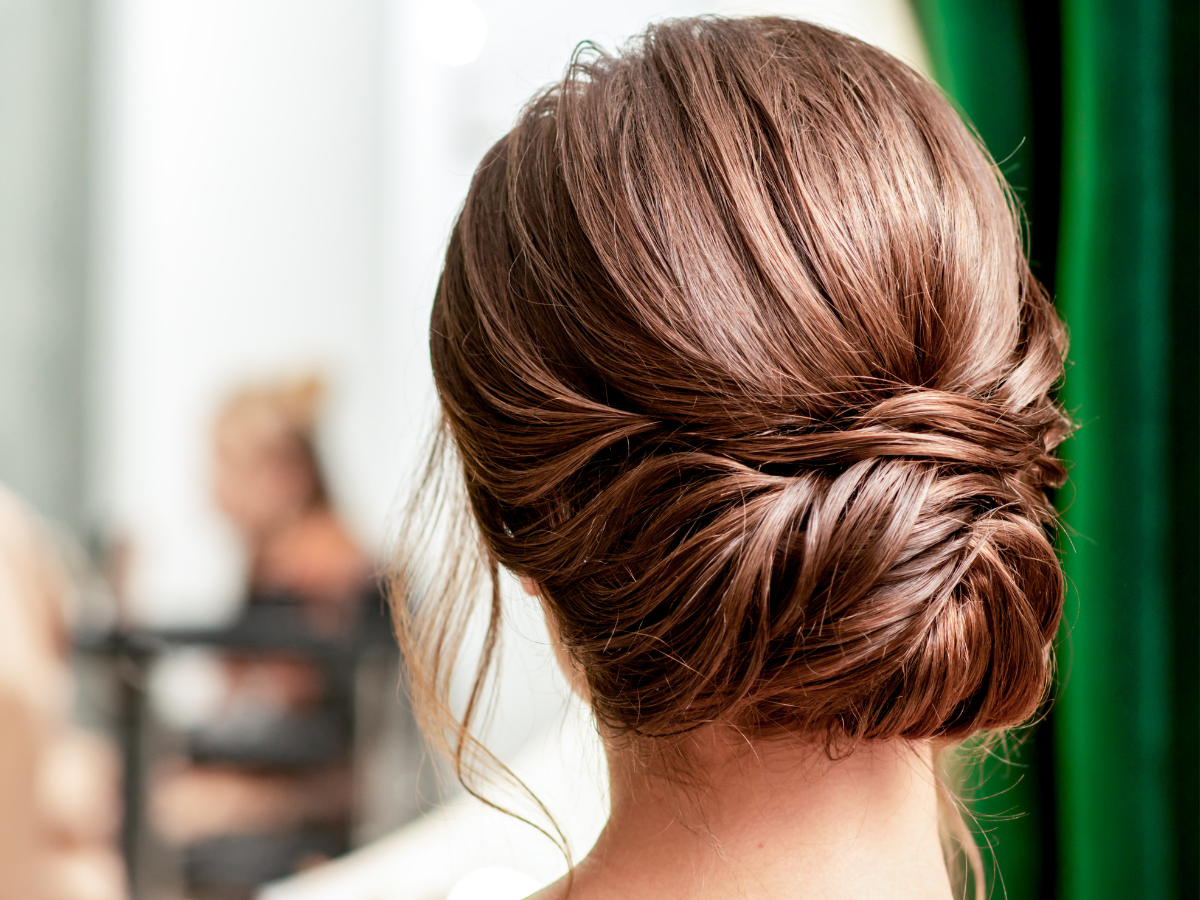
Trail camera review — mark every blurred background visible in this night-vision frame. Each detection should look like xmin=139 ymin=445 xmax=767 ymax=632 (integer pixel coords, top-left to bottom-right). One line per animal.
xmin=0 ymin=1 xmax=1193 ymax=899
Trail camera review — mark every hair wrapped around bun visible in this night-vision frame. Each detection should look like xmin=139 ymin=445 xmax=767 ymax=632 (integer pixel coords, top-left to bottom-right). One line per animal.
xmin=420 ymin=17 xmax=1070 ymax=747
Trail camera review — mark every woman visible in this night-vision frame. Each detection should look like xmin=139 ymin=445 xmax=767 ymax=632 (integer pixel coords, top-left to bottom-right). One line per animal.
xmin=152 ymin=377 xmax=371 ymax=853
xmin=401 ymin=17 xmax=1070 ymax=899
xmin=213 ymin=375 xmax=370 ymax=632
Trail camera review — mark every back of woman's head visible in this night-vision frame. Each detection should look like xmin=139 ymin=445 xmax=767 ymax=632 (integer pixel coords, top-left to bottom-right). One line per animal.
xmin=424 ymin=16 xmax=1070 ymax=748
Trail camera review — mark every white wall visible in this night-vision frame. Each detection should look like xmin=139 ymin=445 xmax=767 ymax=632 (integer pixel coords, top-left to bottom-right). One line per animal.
xmin=91 ymin=0 xmax=388 ymax=624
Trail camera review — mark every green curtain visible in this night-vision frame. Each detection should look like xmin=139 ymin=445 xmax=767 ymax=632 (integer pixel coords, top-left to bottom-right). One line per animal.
xmin=1060 ymin=0 xmax=1190 ymax=897
xmin=913 ymin=0 xmax=1197 ymax=898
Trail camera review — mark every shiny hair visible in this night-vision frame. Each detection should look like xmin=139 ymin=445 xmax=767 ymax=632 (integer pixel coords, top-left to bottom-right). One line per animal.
xmin=397 ymin=12 xmax=1070 ymax=875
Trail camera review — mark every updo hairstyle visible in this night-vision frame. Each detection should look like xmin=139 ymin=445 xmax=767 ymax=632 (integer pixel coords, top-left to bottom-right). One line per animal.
xmin=407 ymin=17 xmax=1071 ymax=758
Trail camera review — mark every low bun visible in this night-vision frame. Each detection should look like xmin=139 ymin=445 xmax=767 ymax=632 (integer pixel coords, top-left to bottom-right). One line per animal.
xmin=419 ymin=17 xmax=1072 ymax=750
xmin=511 ymin=396 xmax=1067 ymax=742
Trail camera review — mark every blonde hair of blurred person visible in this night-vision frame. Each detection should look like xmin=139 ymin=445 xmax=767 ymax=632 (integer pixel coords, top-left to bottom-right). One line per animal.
xmin=214 ymin=375 xmax=370 ymax=633
xmin=0 ymin=484 xmax=125 ymax=900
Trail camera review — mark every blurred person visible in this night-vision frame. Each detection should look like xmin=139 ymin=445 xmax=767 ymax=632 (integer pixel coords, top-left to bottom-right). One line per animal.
xmin=0 ymin=483 xmax=126 ymax=900
xmin=214 ymin=375 xmax=370 ymax=631
xmin=151 ymin=376 xmax=372 ymax=858
xmin=401 ymin=16 xmax=1072 ymax=900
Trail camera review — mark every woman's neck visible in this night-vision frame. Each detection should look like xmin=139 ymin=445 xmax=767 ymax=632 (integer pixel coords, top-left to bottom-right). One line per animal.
xmin=540 ymin=729 xmax=954 ymax=900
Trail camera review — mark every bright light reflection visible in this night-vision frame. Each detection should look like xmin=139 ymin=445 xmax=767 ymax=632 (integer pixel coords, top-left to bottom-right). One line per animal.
xmin=446 ymin=867 xmax=541 ymax=900
xmin=413 ymin=0 xmax=488 ymax=67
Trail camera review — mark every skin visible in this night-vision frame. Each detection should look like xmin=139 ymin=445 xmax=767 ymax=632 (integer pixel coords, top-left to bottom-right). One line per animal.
xmin=520 ymin=577 xmax=955 ymax=900
xmin=213 ymin=426 xmax=315 ymax=540
xmin=213 ymin=424 xmax=369 ymax=624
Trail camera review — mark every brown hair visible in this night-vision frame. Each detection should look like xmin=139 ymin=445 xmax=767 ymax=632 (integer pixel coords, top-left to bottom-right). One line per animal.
xmin=398 ymin=12 xmax=1070 ymax=861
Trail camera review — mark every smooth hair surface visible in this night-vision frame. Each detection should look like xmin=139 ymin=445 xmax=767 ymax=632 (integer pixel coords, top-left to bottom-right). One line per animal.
xmin=408 ymin=17 xmax=1070 ymax=768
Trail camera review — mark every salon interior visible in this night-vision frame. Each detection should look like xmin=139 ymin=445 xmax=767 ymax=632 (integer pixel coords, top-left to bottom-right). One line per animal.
xmin=0 ymin=1 xmax=1192 ymax=899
